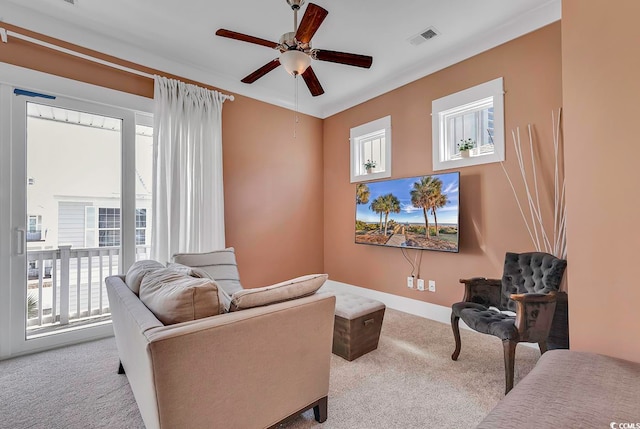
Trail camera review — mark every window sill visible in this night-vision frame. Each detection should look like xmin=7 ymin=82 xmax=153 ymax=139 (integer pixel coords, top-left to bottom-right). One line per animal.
xmin=433 ymin=152 xmax=504 ymax=171
xmin=351 ymin=169 xmax=391 ymax=183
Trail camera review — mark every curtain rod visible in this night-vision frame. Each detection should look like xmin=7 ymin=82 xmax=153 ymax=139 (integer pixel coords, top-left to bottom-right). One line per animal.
xmin=0 ymin=27 xmax=235 ymax=102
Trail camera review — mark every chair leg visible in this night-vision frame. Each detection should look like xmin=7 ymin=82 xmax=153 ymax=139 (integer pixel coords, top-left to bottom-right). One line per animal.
xmin=117 ymin=360 xmax=125 ymax=375
xmin=502 ymin=340 xmax=517 ymax=395
xmin=313 ymin=396 xmax=327 ymax=423
xmin=538 ymin=341 xmax=548 ymax=355
xmin=451 ymin=313 xmax=462 ymax=361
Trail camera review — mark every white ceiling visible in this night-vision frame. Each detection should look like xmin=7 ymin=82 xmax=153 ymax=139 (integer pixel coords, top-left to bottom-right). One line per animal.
xmin=0 ymin=0 xmax=560 ymax=118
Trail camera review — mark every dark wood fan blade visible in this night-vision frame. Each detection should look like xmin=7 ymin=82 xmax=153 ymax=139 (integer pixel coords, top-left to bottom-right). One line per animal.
xmin=315 ymin=49 xmax=373 ymax=68
xmin=295 ymin=3 xmax=329 ymax=44
xmin=216 ymin=29 xmax=278 ymax=49
xmin=241 ymin=59 xmax=281 ymax=84
xmin=301 ymin=66 xmax=324 ymax=97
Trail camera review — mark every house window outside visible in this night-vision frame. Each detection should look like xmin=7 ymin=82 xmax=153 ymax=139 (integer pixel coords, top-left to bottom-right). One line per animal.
xmin=135 ymin=209 xmax=146 ymax=246
xmin=444 ymin=101 xmax=494 ymax=159
xmin=27 ymin=215 xmax=42 ymax=241
xmin=98 ymin=208 xmax=121 ymax=247
xmin=97 ymin=207 xmax=147 ymax=247
xmin=350 ymin=116 xmax=392 ymax=183
xmin=432 ymin=78 xmax=504 ymax=171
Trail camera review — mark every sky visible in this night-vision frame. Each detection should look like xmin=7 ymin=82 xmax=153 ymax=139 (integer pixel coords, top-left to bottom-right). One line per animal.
xmin=355 ymin=172 xmax=459 ymax=225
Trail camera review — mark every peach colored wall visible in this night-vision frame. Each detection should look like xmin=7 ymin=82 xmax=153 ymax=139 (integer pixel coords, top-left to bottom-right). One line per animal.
xmin=0 ymin=23 xmax=324 ymax=288
xmin=323 ymin=23 xmax=563 ymax=307
xmin=223 ymin=99 xmax=324 ymax=287
xmin=562 ymin=1 xmax=640 ymax=362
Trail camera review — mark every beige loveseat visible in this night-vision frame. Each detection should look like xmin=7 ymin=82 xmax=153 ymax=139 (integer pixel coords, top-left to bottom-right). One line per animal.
xmin=106 ymin=251 xmax=336 ymax=429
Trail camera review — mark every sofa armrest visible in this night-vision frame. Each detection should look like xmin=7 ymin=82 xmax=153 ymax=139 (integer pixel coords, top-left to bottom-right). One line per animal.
xmin=511 ymin=291 xmax=557 ymax=342
xmin=106 ymin=275 xmax=164 ymax=429
xmin=459 ymin=277 xmax=502 ymax=307
xmin=144 ymin=293 xmax=336 ymax=429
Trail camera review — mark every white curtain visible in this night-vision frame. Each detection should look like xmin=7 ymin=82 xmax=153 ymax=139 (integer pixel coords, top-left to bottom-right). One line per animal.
xmin=151 ymin=75 xmax=228 ymax=263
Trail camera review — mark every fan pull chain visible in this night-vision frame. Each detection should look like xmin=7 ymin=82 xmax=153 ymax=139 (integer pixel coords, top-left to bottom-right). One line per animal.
xmin=293 ymin=74 xmax=299 ymax=139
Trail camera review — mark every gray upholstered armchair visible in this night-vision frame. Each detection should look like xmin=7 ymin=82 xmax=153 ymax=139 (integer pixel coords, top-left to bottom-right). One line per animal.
xmin=450 ymin=252 xmax=567 ymax=394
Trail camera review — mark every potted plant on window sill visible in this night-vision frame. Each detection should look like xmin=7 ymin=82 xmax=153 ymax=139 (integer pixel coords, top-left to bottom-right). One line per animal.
xmin=458 ymin=139 xmax=475 ymax=158
xmin=364 ymin=159 xmax=376 ymax=174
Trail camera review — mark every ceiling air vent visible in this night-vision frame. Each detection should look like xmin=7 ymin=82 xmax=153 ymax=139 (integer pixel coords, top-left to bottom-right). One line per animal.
xmin=408 ymin=26 xmax=440 ymax=46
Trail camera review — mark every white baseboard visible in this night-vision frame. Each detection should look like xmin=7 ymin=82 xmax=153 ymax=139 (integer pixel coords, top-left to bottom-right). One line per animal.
xmin=323 ymin=279 xmax=455 ymax=326
xmin=322 ymin=279 xmax=536 ymax=349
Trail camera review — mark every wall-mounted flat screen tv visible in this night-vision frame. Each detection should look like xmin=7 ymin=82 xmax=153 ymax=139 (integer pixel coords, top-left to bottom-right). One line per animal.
xmin=355 ymin=172 xmax=460 ymax=252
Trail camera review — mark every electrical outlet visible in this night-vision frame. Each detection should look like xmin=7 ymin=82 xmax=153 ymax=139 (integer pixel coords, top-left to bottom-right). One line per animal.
xmin=407 ymin=276 xmax=414 ymax=288
xmin=428 ymin=280 xmax=436 ymax=292
xmin=417 ymin=279 xmax=425 ymax=291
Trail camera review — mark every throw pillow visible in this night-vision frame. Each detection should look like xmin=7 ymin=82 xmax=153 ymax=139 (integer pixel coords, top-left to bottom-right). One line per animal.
xmin=125 ymin=260 xmax=165 ymax=295
xmin=229 ymin=273 xmax=328 ymax=312
xmin=172 ymin=247 xmax=244 ymax=297
xmin=166 ymin=262 xmax=209 ymax=278
xmin=139 ymin=268 xmax=220 ymax=325
xmin=166 ymin=262 xmax=232 ymax=313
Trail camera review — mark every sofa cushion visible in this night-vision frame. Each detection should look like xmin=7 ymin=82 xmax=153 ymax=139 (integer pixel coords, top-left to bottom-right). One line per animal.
xmin=166 ymin=262 xmax=209 ymax=279
xmin=453 ymin=301 xmax=517 ymax=340
xmin=172 ymin=247 xmax=243 ymax=297
xmin=230 ymin=274 xmax=328 ymax=312
xmin=167 ymin=262 xmax=232 ymax=313
xmin=125 ymin=260 xmax=165 ymax=295
xmin=139 ymin=268 xmax=220 ymax=325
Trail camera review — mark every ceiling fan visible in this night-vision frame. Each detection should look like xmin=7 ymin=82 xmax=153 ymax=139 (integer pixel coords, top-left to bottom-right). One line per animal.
xmin=216 ymin=0 xmax=373 ymax=97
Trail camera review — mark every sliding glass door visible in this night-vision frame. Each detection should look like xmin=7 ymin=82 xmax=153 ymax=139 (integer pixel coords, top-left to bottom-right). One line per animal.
xmin=5 ymin=89 xmax=145 ymax=355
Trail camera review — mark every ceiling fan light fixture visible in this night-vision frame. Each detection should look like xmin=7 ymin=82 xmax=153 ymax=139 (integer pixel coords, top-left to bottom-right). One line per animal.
xmin=216 ymin=2 xmax=370 ymax=97
xmin=279 ymin=50 xmax=311 ymax=76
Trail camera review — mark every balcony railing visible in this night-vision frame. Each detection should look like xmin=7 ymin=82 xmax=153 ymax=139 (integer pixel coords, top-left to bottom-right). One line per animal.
xmin=26 ymin=230 xmax=43 ymax=242
xmin=26 ymin=245 xmax=151 ymax=336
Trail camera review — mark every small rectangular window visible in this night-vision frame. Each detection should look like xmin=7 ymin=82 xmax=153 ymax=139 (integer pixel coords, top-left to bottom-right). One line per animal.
xmin=444 ymin=99 xmax=494 ymax=159
xmin=98 ymin=207 xmax=121 ymax=247
xmin=94 ymin=207 xmax=147 ymax=247
xmin=432 ymin=78 xmax=505 ymax=171
xmin=350 ymin=116 xmax=392 ymax=183
xmin=135 ymin=209 xmax=146 ymax=228
xmin=135 ymin=209 xmax=147 ymax=246
xmin=27 ymin=215 xmax=41 ymax=233
xmin=26 ymin=215 xmax=43 ymax=241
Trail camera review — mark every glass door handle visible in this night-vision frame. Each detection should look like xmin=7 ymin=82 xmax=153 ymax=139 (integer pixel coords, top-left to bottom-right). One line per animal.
xmin=15 ymin=228 xmax=25 ymax=255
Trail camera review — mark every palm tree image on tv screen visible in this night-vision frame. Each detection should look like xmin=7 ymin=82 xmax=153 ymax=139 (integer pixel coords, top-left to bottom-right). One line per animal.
xmin=355 ymin=172 xmax=459 ymax=252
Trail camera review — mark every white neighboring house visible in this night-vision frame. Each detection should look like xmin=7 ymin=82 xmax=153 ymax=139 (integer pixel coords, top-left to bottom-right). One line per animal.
xmin=25 ymin=106 xmax=153 ymax=279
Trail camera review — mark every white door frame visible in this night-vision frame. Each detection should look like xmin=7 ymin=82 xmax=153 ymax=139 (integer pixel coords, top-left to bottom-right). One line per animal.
xmin=0 ymin=63 xmax=152 ymax=359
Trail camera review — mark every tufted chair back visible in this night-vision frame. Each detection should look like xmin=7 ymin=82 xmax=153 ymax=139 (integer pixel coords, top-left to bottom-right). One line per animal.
xmin=500 ymin=252 xmax=567 ymax=312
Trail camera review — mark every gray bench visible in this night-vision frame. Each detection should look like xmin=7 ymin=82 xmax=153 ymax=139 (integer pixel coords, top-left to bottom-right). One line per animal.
xmin=331 ymin=292 xmax=386 ymax=361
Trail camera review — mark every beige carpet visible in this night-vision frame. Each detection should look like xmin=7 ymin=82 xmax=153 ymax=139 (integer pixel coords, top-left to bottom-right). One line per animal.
xmin=0 ymin=309 xmax=540 ymax=429
xmin=282 ymin=309 xmax=539 ymax=428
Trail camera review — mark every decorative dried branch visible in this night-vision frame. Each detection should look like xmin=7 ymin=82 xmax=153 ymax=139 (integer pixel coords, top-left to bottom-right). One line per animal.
xmin=500 ymin=109 xmax=566 ymax=258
